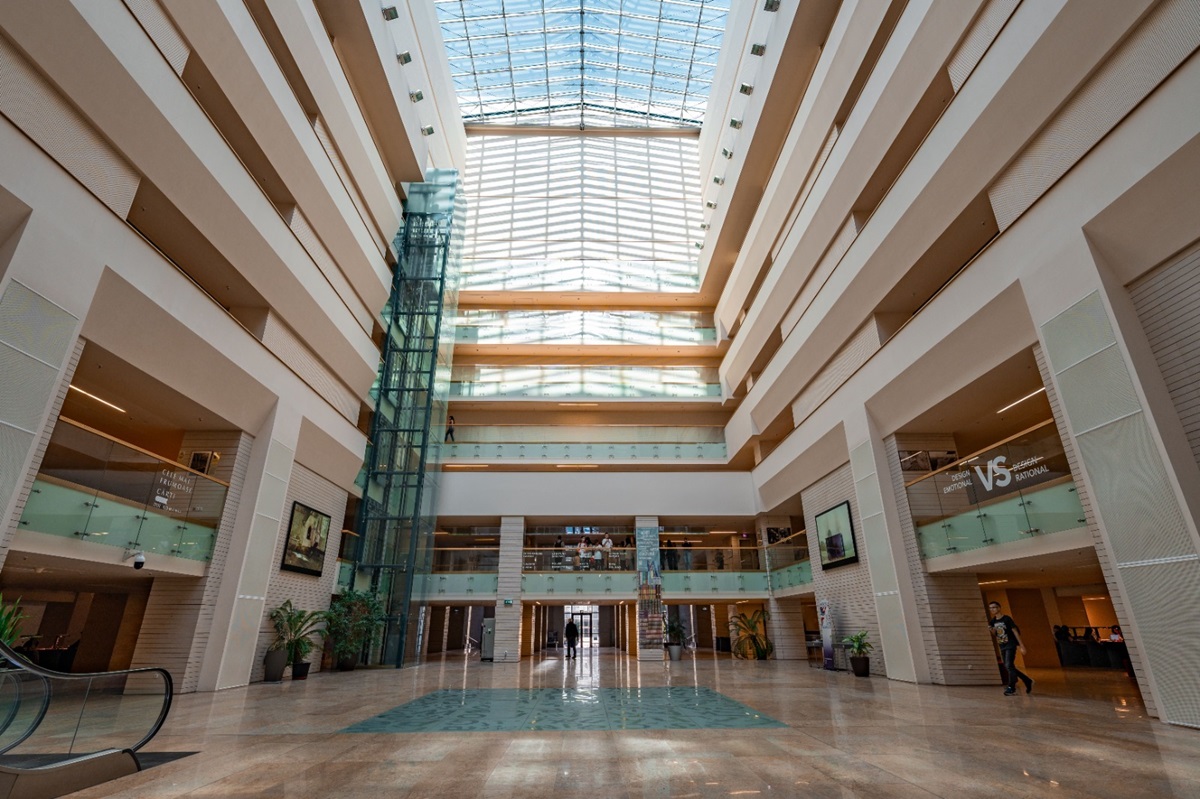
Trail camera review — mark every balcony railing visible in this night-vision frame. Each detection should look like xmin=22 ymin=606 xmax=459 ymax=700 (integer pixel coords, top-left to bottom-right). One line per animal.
xmin=449 ymin=365 xmax=721 ymax=399
xmin=455 ymin=309 xmax=716 ymax=347
xmin=905 ymin=420 xmax=1087 ymax=559
xmin=659 ymin=547 xmax=763 ymax=572
xmin=765 ymin=533 xmax=809 ymax=572
xmin=444 ymin=442 xmax=726 ymax=460
xmin=431 ymin=548 xmax=500 ymax=573
xmin=523 ymin=547 xmax=637 ymax=572
xmin=18 ymin=419 xmax=227 ymax=562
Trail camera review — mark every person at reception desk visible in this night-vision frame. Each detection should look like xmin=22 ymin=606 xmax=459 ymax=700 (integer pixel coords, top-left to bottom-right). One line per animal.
xmin=988 ymin=601 xmax=1034 ymax=696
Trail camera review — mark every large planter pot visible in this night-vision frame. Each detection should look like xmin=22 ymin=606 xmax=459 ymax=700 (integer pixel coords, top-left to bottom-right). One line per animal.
xmin=263 ymin=648 xmax=288 ymax=683
xmin=849 ymin=655 xmax=870 ymax=677
xmin=337 ymin=655 xmax=359 ymax=672
xmin=291 ymin=661 xmax=312 ymax=681
xmin=667 ymin=644 xmax=683 ymax=661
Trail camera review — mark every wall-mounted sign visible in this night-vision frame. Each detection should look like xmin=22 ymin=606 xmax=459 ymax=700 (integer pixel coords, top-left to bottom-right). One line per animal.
xmin=941 ymin=453 xmax=1061 ymax=499
xmin=503 ymin=598 xmax=514 ymax=606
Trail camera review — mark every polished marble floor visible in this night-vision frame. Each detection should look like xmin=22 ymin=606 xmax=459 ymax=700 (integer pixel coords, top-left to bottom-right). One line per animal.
xmin=64 ymin=648 xmax=1200 ymax=798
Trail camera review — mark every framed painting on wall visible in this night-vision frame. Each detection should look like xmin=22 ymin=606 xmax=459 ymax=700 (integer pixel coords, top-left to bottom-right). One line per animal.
xmin=281 ymin=501 xmax=330 ymax=576
xmin=814 ymin=500 xmax=858 ymax=570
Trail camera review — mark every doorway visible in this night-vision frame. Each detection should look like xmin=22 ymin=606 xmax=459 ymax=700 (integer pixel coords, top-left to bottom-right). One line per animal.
xmin=565 ymin=604 xmax=598 ymax=649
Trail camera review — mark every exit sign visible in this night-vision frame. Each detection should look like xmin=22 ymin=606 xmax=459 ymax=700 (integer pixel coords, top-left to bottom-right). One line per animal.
xmin=503 ymin=598 xmax=514 ymax=606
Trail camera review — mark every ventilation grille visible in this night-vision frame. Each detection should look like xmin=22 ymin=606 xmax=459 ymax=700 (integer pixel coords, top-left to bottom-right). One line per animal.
xmin=947 ymin=0 xmax=1019 ymax=92
xmin=122 ymin=0 xmax=189 ymax=75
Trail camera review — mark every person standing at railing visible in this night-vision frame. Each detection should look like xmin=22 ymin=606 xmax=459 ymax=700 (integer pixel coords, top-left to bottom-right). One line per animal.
xmin=601 ymin=533 xmax=613 ymax=569
xmin=444 ymin=415 xmax=455 ymax=443
xmin=681 ymin=539 xmax=693 ymax=570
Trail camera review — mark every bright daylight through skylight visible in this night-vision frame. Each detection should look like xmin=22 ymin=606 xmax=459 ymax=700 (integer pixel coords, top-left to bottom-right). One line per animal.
xmin=434 ymin=0 xmax=730 ymax=128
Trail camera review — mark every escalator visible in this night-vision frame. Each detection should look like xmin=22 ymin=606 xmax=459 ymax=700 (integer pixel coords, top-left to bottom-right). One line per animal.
xmin=0 ymin=640 xmax=172 ymax=799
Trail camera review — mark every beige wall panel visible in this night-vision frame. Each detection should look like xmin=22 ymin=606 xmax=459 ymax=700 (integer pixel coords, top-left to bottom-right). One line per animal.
xmin=988 ymin=0 xmax=1200 ymax=230
xmin=947 ymin=0 xmax=1019 ymax=93
xmin=122 ymin=0 xmax=189 ymax=75
xmin=0 ymin=35 xmax=139 ymax=218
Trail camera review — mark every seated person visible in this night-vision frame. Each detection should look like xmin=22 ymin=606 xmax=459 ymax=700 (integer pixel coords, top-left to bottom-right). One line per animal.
xmin=1108 ymin=625 xmax=1123 ymax=643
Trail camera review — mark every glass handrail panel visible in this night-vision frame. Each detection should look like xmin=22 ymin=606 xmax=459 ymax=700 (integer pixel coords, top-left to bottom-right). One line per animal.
xmin=444 ymin=425 xmax=725 ymax=444
xmin=766 ymin=539 xmax=810 ymax=571
xmin=523 ymin=547 xmax=637 ymax=571
xmin=658 ymin=547 xmax=763 ymax=572
xmin=455 ymin=309 xmax=716 ymax=346
xmin=770 ymin=559 xmax=813 ymax=590
xmin=0 ymin=641 xmax=171 ymax=759
xmin=16 ymin=479 xmax=99 ymax=538
xmin=443 ymin=442 xmax=727 ymax=459
xmin=916 ymin=479 xmax=1086 ymax=559
xmin=430 ymin=548 xmax=500 ymax=573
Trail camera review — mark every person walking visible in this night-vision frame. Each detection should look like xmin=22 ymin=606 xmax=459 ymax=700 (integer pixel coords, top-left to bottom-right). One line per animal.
xmin=444 ymin=415 xmax=456 ymax=443
xmin=564 ymin=618 xmax=578 ymax=660
xmin=988 ymin=601 xmax=1033 ymax=695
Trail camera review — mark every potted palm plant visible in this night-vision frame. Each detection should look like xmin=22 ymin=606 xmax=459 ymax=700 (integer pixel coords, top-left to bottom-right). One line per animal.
xmin=268 ymin=600 xmax=324 ymax=680
xmin=0 ymin=594 xmax=25 ymax=647
xmin=664 ymin=618 xmax=686 ymax=662
xmin=842 ymin=630 xmax=873 ymax=677
xmin=322 ymin=589 xmax=385 ymax=671
xmin=729 ymin=609 xmax=773 ymax=660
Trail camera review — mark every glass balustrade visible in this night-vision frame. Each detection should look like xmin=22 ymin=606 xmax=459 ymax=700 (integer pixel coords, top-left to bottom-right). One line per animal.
xmin=0 ymin=640 xmax=172 ymax=760
xmin=905 ymin=420 xmax=1088 ymax=559
xmin=658 ymin=547 xmax=763 ymax=572
xmin=17 ymin=419 xmax=226 ymax=563
xmin=431 ymin=548 xmax=500 ymax=573
xmin=455 ymin=309 xmax=716 ymax=347
xmin=459 ymin=260 xmax=700 ymax=293
xmin=524 ymin=547 xmax=637 ymax=572
xmin=444 ymin=442 xmax=726 ymax=460
xmin=450 ymin=365 xmax=721 ymax=399
xmin=765 ymin=534 xmax=810 ymax=572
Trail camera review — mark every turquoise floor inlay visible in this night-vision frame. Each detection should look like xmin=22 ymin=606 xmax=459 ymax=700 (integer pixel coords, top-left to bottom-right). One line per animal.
xmin=343 ymin=686 xmax=786 ymax=733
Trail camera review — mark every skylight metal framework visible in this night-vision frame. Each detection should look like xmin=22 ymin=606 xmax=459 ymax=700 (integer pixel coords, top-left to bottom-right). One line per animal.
xmin=434 ymin=0 xmax=730 ymax=128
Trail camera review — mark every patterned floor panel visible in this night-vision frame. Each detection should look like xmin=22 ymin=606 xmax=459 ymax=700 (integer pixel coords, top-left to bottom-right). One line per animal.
xmin=342 ymin=686 xmax=785 ymax=733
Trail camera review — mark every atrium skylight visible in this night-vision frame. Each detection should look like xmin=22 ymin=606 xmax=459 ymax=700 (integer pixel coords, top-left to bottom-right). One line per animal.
xmin=434 ymin=0 xmax=730 ymax=128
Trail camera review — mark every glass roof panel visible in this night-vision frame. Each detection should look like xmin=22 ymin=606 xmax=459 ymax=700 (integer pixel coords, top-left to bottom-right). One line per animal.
xmin=434 ymin=0 xmax=730 ymax=128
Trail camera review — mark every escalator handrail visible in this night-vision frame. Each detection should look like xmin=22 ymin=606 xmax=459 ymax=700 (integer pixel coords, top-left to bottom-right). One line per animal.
xmin=0 ymin=640 xmax=173 ymax=753
xmin=0 ymin=669 xmax=52 ymax=755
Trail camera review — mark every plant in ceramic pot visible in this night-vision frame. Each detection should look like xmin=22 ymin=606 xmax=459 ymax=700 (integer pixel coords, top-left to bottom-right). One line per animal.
xmin=842 ymin=630 xmax=873 ymax=677
xmin=268 ymin=600 xmax=325 ymax=681
xmin=729 ymin=609 xmax=773 ymax=660
xmin=664 ymin=618 xmax=687 ymax=662
xmin=322 ymin=589 xmax=385 ymax=671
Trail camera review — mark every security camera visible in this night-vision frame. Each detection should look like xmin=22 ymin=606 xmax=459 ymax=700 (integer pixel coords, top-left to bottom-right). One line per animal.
xmin=132 ymin=551 xmax=146 ymax=570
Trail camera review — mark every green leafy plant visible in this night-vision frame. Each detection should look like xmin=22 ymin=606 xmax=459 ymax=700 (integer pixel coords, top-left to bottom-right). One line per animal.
xmin=842 ymin=630 xmax=873 ymax=657
xmin=663 ymin=618 xmax=687 ymax=646
xmin=0 ymin=595 xmax=25 ymax=647
xmin=269 ymin=600 xmax=325 ymax=665
xmin=729 ymin=609 xmax=773 ymax=660
xmin=322 ymin=589 xmax=386 ymax=663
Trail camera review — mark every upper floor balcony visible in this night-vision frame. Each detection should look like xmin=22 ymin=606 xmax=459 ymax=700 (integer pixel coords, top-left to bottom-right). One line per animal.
xmin=442 ymin=425 xmax=727 ymax=463
xmin=449 ymin=365 xmax=722 ymax=400
xmin=764 ymin=531 xmax=813 ymax=592
xmin=454 ymin=309 xmax=717 ymax=352
xmin=905 ymin=421 xmax=1088 ymax=561
xmin=17 ymin=419 xmax=226 ymax=567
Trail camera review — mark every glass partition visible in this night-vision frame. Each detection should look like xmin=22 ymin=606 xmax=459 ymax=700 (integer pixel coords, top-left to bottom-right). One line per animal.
xmin=765 ymin=532 xmax=810 ymax=572
xmin=431 ymin=548 xmax=500 ymax=573
xmin=905 ymin=420 xmax=1087 ymax=559
xmin=456 ymin=310 xmax=716 ymax=346
xmin=450 ymin=364 xmax=720 ymax=398
xmin=19 ymin=419 xmax=226 ymax=562
xmin=658 ymin=547 xmax=763 ymax=572
xmin=0 ymin=640 xmax=172 ymax=760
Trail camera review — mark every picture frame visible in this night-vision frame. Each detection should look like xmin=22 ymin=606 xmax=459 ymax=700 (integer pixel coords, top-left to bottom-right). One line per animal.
xmin=814 ymin=500 xmax=858 ymax=570
xmin=280 ymin=501 xmax=331 ymax=576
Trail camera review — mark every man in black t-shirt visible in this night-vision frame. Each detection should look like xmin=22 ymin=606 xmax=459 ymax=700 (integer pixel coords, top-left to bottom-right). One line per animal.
xmin=564 ymin=620 xmax=578 ymax=660
xmin=989 ymin=601 xmax=1034 ymax=696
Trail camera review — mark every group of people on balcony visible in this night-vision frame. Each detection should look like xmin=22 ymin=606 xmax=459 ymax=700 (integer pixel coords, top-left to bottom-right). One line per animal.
xmin=550 ymin=534 xmax=635 ymax=571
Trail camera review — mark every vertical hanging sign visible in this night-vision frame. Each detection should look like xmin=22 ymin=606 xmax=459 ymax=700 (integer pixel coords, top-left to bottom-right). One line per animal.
xmin=635 ymin=525 xmax=663 ymax=653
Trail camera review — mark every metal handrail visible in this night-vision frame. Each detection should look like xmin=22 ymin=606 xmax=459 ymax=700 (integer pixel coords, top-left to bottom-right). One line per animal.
xmin=0 ymin=640 xmax=173 ymax=753
xmin=0 ymin=668 xmax=50 ymax=754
